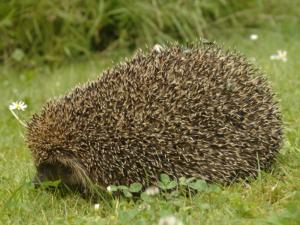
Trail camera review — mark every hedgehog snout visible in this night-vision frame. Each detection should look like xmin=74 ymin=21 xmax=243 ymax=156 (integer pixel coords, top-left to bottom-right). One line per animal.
xmin=33 ymin=159 xmax=89 ymax=193
xmin=33 ymin=161 xmax=73 ymax=186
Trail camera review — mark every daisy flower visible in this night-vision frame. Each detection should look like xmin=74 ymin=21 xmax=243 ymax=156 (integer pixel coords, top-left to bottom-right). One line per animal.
xmin=250 ymin=34 xmax=258 ymax=40
xmin=145 ymin=186 xmax=159 ymax=196
xmin=8 ymin=101 xmax=28 ymax=127
xmin=157 ymin=215 xmax=184 ymax=225
xmin=94 ymin=203 xmax=100 ymax=211
xmin=270 ymin=50 xmax=287 ymax=62
xmin=107 ymin=185 xmax=112 ymax=192
xmin=9 ymin=101 xmax=27 ymax=111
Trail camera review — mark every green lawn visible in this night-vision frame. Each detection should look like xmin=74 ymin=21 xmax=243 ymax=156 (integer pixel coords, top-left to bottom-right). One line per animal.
xmin=0 ymin=28 xmax=299 ymax=225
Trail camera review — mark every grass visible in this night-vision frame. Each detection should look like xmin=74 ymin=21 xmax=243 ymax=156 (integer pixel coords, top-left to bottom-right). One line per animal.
xmin=2 ymin=0 xmax=300 ymax=67
xmin=1 ymin=27 xmax=300 ymax=225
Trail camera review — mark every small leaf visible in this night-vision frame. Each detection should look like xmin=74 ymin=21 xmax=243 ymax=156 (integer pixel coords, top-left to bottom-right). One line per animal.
xmin=207 ymin=184 xmax=221 ymax=193
xmin=11 ymin=48 xmax=25 ymax=62
xmin=170 ymin=190 xmax=180 ymax=197
xmin=40 ymin=180 xmax=61 ymax=188
xmin=107 ymin=185 xmax=118 ymax=192
xmin=186 ymin=177 xmax=197 ymax=184
xmin=157 ymin=181 xmax=167 ymax=190
xmin=188 ymin=179 xmax=208 ymax=191
xmin=166 ymin=181 xmax=177 ymax=190
xmin=119 ymin=208 xmax=139 ymax=221
xmin=179 ymin=177 xmax=196 ymax=186
xmin=179 ymin=177 xmax=186 ymax=185
xmin=160 ymin=173 xmax=170 ymax=184
xmin=118 ymin=185 xmax=129 ymax=190
xmin=123 ymin=190 xmax=133 ymax=198
xmin=141 ymin=192 xmax=152 ymax=202
xmin=199 ymin=203 xmax=211 ymax=210
xmin=129 ymin=182 xmax=142 ymax=193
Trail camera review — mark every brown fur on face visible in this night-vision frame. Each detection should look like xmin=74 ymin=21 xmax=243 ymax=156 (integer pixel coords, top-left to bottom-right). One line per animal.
xmin=33 ymin=157 xmax=91 ymax=194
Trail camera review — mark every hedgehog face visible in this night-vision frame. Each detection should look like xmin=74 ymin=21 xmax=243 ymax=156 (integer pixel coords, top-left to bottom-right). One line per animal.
xmin=35 ymin=162 xmax=73 ymax=185
xmin=33 ymin=158 xmax=90 ymax=193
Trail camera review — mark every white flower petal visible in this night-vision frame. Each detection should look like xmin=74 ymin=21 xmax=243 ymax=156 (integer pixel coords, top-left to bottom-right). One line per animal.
xmin=9 ymin=101 xmax=28 ymax=111
xmin=94 ymin=203 xmax=100 ymax=210
xmin=277 ymin=50 xmax=287 ymax=55
xmin=250 ymin=34 xmax=258 ymax=40
xmin=145 ymin=186 xmax=159 ymax=196
xmin=270 ymin=55 xmax=278 ymax=60
xmin=9 ymin=103 xmax=17 ymax=110
xmin=270 ymin=50 xmax=287 ymax=62
xmin=157 ymin=215 xmax=184 ymax=225
xmin=20 ymin=102 xmax=27 ymax=111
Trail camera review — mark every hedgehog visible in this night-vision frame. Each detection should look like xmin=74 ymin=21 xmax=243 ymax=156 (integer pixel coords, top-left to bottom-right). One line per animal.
xmin=26 ymin=43 xmax=282 ymax=194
